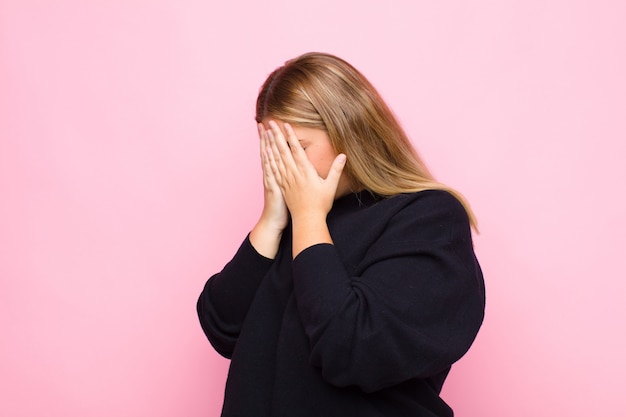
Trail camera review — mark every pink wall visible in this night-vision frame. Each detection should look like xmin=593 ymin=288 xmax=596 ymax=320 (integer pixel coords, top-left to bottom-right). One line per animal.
xmin=1 ymin=1 xmax=625 ymax=416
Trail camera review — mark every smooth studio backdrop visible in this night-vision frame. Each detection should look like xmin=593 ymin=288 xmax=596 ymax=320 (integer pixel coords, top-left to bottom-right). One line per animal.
xmin=1 ymin=1 xmax=625 ymax=416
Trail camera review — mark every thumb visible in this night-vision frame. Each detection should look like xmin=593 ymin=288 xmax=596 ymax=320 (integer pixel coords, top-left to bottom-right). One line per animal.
xmin=325 ymin=154 xmax=347 ymax=187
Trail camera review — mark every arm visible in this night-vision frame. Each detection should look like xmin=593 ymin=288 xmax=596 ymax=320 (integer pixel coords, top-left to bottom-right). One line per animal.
xmin=197 ymin=124 xmax=289 ymax=357
xmin=292 ymin=193 xmax=486 ymax=392
xmin=197 ymin=236 xmax=274 ymax=357
xmin=250 ymin=123 xmax=289 ymax=258
xmin=264 ymin=122 xmax=485 ymax=390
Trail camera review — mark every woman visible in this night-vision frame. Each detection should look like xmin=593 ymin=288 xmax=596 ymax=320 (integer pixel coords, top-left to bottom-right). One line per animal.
xmin=197 ymin=52 xmax=485 ymax=416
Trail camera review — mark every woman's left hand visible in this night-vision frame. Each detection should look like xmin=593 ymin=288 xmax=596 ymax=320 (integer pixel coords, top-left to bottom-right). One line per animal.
xmin=264 ymin=121 xmax=346 ymax=222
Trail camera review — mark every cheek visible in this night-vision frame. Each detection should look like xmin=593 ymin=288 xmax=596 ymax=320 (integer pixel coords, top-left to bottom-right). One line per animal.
xmin=307 ymin=149 xmax=337 ymax=177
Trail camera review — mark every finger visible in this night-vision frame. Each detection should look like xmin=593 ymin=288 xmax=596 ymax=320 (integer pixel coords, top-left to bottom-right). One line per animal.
xmin=259 ymin=125 xmax=268 ymax=161
xmin=260 ymin=127 xmax=270 ymax=167
xmin=265 ymin=130 xmax=285 ymax=183
xmin=260 ymin=136 xmax=274 ymax=188
xmin=257 ymin=126 xmax=272 ymax=188
xmin=268 ymin=121 xmax=296 ymax=169
xmin=283 ymin=123 xmax=309 ymax=164
xmin=266 ymin=127 xmax=290 ymax=179
xmin=257 ymin=123 xmax=266 ymax=155
xmin=263 ymin=155 xmax=279 ymax=190
xmin=325 ymin=153 xmax=347 ymax=188
xmin=282 ymin=123 xmax=320 ymax=180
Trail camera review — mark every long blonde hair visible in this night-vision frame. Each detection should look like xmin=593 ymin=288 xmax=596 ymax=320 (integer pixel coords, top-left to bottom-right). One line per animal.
xmin=255 ymin=52 xmax=478 ymax=230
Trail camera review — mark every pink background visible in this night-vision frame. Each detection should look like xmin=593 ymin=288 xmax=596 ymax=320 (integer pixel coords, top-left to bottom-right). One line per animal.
xmin=2 ymin=1 xmax=625 ymax=416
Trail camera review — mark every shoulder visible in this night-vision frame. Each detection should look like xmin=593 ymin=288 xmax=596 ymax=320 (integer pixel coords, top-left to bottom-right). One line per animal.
xmin=391 ymin=189 xmax=464 ymax=207
xmin=380 ymin=190 xmax=471 ymax=242
xmin=384 ymin=189 xmax=468 ymax=221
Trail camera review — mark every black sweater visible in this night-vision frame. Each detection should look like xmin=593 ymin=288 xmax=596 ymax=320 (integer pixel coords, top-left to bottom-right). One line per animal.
xmin=197 ymin=190 xmax=485 ymax=416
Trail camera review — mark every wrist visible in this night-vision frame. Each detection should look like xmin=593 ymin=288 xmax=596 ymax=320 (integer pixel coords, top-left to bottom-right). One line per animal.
xmin=258 ymin=217 xmax=285 ymax=233
xmin=290 ymin=208 xmax=327 ymax=225
xmin=250 ymin=219 xmax=284 ymax=259
xmin=290 ymin=213 xmax=332 ymax=258
xmin=258 ymin=208 xmax=288 ymax=232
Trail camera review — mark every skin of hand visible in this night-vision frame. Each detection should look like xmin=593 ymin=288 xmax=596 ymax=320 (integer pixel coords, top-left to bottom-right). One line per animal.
xmin=264 ymin=120 xmax=347 ymax=257
xmin=257 ymin=123 xmax=289 ymax=230
xmin=248 ymin=124 xmax=290 ymax=259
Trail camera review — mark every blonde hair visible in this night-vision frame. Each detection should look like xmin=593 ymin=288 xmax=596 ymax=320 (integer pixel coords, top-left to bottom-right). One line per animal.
xmin=255 ymin=52 xmax=478 ymax=231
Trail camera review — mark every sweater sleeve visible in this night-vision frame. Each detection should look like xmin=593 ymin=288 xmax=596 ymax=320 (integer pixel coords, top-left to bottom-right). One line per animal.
xmin=291 ymin=192 xmax=485 ymax=392
xmin=197 ymin=235 xmax=274 ymax=358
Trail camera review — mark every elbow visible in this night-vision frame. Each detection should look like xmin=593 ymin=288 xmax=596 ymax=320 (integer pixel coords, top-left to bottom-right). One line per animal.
xmin=197 ymin=295 xmax=237 ymax=358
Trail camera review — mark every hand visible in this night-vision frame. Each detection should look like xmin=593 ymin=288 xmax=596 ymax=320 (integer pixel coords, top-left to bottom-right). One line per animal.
xmin=249 ymin=124 xmax=289 ymax=259
xmin=264 ymin=120 xmax=347 ymax=258
xmin=265 ymin=120 xmax=346 ymax=221
xmin=257 ymin=123 xmax=289 ymax=231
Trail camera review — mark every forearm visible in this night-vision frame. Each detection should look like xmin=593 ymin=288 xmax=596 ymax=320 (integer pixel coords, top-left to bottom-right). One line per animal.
xmin=291 ymin=238 xmax=485 ymax=391
xmin=200 ymin=236 xmax=273 ymax=327
xmin=250 ymin=217 xmax=284 ymax=259
xmin=291 ymin=212 xmax=333 ymax=258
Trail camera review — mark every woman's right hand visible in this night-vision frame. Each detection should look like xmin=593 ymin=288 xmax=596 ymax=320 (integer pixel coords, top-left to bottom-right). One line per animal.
xmin=249 ymin=123 xmax=289 ymax=259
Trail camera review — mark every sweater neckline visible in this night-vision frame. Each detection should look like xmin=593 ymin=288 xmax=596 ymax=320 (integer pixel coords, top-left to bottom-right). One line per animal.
xmin=332 ymin=190 xmax=381 ymax=210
